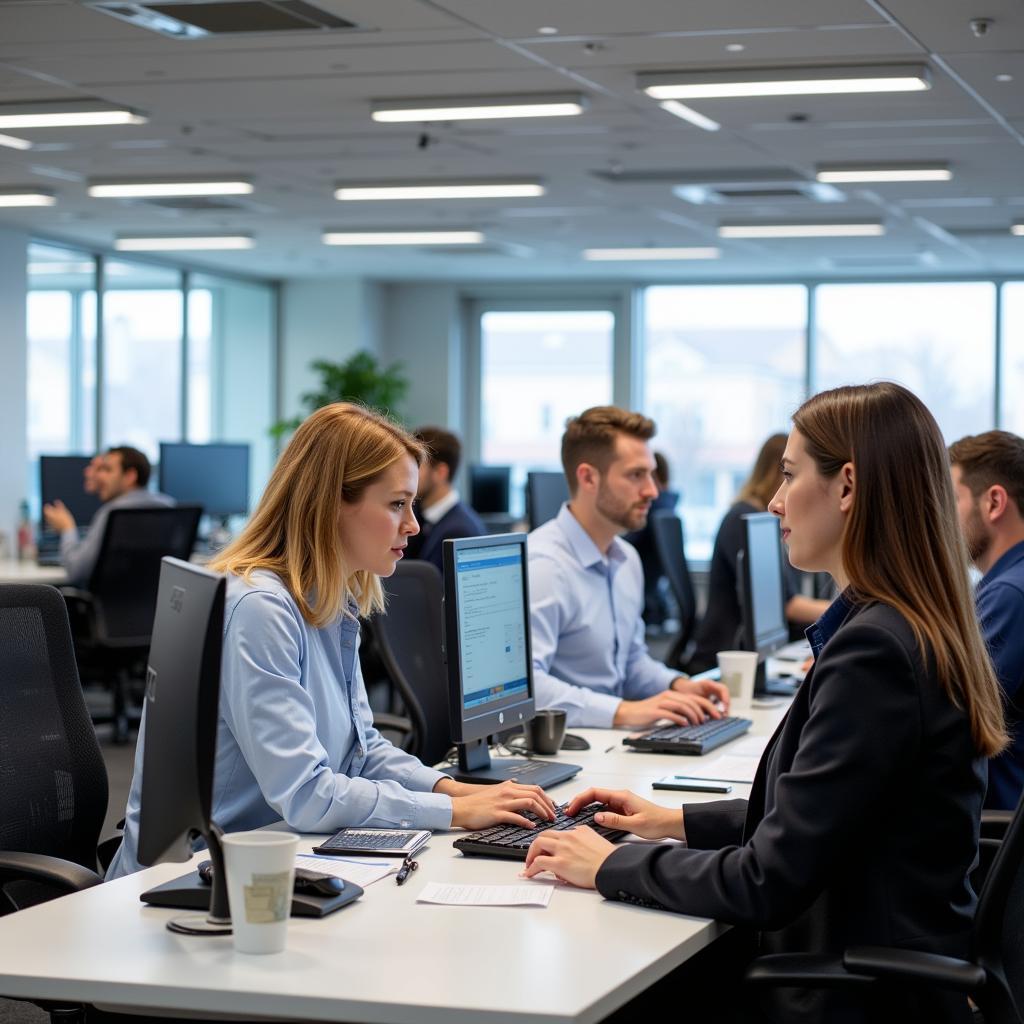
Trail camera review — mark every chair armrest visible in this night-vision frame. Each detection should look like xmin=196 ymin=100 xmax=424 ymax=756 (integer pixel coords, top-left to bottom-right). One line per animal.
xmin=745 ymin=954 xmax=876 ymax=989
xmin=843 ymin=946 xmax=985 ymax=992
xmin=981 ymin=809 xmax=1013 ymax=840
xmin=0 ymin=851 xmax=103 ymax=893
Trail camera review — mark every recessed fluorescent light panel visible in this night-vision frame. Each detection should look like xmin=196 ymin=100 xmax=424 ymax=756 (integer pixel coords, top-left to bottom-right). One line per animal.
xmin=0 ymin=100 xmax=147 ymax=128
xmin=322 ymin=230 xmax=484 ymax=245
xmin=0 ymin=189 xmax=56 ymax=207
xmin=583 ymin=247 xmax=720 ymax=261
xmin=638 ymin=64 xmax=930 ymax=99
xmin=335 ymin=180 xmax=545 ymax=201
xmin=88 ymin=178 xmax=253 ymax=197
xmin=816 ymin=164 xmax=952 ymax=183
xmin=658 ymin=101 xmax=720 ymax=132
xmin=0 ymin=133 xmax=32 ymax=151
xmin=371 ymin=94 xmax=586 ymax=123
xmin=1011 ymin=222 xmax=1024 ymax=237
xmin=114 ymin=234 xmax=254 ymax=251
xmin=718 ymin=222 xmax=885 ymax=238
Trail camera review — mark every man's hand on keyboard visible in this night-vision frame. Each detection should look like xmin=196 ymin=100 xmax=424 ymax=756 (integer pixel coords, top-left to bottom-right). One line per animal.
xmin=612 ymin=688 xmax=723 ymax=728
xmin=565 ymin=787 xmax=685 ymax=841
xmin=521 ymin=825 xmax=615 ymax=889
xmin=671 ymin=675 xmax=731 ymax=713
xmin=446 ymin=779 xmax=557 ymax=831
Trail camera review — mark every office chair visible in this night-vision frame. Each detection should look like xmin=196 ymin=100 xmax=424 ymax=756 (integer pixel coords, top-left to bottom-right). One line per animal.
xmin=526 ymin=471 xmax=568 ymax=532
xmin=649 ymin=511 xmax=698 ymax=668
xmin=0 ymin=583 xmax=108 ymax=910
xmin=745 ymin=792 xmax=1024 ymax=1024
xmin=64 ymin=505 xmax=202 ymax=743
xmin=374 ymin=560 xmax=453 ymax=767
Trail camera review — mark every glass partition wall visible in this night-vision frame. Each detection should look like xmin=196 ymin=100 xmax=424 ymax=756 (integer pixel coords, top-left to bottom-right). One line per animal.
xmin=26 ymin=240 xmax=277 ymax=517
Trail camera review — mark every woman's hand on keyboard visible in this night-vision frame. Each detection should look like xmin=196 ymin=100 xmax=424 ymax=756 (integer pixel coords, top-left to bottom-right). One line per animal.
xmin=447 ymin=780 xmax=557 ymax=831
xmin=521 ymin=825 xmax=616 ymax=889
xmin=565 ymin=787 xmax=685 ymax=841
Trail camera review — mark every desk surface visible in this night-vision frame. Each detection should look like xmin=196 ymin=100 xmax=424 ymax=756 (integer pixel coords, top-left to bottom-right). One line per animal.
xmin=0 ymin=558 xmax=66 ymax=585
xmin=0 ymin=710 xmax=787 ymax=1024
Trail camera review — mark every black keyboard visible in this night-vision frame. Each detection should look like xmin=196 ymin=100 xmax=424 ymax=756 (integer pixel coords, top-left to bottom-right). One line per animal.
xmin=454 ymin=803 xmax=627 ymax=860
xmin=623 ymin=716 xmax=753 ymax=755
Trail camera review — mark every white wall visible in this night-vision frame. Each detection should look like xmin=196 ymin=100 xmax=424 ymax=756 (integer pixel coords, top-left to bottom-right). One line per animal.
xmin=0 ymin=226 xmax=28 ymax=548
xmin=279 ymin=279 xmax=381 ymax=421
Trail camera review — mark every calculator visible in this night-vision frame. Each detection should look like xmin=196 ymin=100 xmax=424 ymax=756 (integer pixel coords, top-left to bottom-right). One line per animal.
xmin=312 ymin=828 xmax=430 ymax=857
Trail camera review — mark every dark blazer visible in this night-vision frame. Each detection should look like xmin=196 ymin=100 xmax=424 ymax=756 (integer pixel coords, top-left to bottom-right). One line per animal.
xmin=411 ymin=500 xmax=486 ymax=572
xmin=597 ymin=600 xmax=985 ymax=1024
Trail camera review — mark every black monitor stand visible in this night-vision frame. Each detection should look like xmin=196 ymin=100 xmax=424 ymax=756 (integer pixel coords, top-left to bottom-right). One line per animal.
xmin=442 ymin=736 xmax=581 ymax=789
xmin=753 ymin=658 xmax=799 ymax=698
xmin=165 ymin=823 xmax=232 ymax=936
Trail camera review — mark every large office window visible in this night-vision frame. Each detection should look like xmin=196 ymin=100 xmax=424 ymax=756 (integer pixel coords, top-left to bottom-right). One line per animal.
xmin=1002 ymin=283 xmax=1024 ymax=435
xmin=480 ymin=309 xmax=614 ymax=514
xmin=188 ymin=273 xmax=276 ymax=503
xmin=643 ymin=285 xmax=807 ymax=560
xmin=814 ymin=283 xmax=996 ymax=442
xmin=102 ymin=260 xmax=184 ymax=459
xmin=26 ymin=243 xmax=97 ymax=461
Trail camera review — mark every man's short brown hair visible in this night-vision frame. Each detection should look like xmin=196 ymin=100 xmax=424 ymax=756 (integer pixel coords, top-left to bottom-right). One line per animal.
xmin=415 ymin=426 xmax=462 ymax=478
xmin=561 ymin=406 xmax=656 ymax=496
xmin=107 ymin=445 xmax=151 ymax=488
xmin=949 ymin=430 xmax=1024 ymax=516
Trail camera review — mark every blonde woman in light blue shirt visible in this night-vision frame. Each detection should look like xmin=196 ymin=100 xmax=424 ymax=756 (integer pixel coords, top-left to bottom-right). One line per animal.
xmin=108 ymin=403 xmax=554 ymax=878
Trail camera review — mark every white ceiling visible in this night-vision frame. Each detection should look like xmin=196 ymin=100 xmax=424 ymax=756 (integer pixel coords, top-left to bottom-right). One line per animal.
xmin=1 ymin=0 xmax=1022 ymax=280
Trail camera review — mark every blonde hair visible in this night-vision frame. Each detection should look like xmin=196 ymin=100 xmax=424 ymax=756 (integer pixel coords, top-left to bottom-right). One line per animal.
xmin=737 ymin=433 xmax=788 ymax=510
xmin=210 ymin=403 xmax=424 ymax=626
xmin=794 ymin=383 xmax=1007 ymax=757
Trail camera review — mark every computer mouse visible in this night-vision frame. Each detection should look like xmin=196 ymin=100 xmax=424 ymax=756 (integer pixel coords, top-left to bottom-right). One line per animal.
xmin=560 ymin=733 xmax=590 ymax=751
xmin=293 ymin=868 xmax=345 ymax=897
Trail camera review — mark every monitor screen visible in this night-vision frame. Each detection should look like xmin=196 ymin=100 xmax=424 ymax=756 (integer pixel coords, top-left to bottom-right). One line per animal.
xmin=39 ymin=455 xmax=102 ymax=526
xmin=526 ymin=471 xmax=568 ymax=531
xmin=469 ymin=465 xmax=511 ymax=516
xmin=741 ymin=512 xmax=789 ymax=655
xmin=158 ymin=443 xmax=250 ymax=517
xmin=444 ymin=534 xmax=534 ymax=744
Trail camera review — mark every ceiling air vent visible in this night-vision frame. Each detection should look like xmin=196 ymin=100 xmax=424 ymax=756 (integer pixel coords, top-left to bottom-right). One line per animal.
xmin=590 ymin=168 xmax=844 ymax=205
xmin=85 ymin=0 xmax=358 ymax=38
xmin=142 ymin=196 xmax=248 ymax=210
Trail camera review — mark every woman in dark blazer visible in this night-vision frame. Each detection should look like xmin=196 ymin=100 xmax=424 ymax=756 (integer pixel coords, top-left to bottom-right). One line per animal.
xmin=523 ymin=382 xmax=1008 ymax=1024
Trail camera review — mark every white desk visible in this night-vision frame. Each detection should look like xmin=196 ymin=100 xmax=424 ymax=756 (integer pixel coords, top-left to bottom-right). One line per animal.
xmin=0 ymin=557 xmax=66 ymax=585
xmin=0 ymin=709 xmax=787 ymax=1023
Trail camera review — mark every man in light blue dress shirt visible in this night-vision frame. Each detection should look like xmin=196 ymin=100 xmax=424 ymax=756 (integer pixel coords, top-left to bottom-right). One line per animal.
xmin=529 ymin=407 xmax=730 ymax=728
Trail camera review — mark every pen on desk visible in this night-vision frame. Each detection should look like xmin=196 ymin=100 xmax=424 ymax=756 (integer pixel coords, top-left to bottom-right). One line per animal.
xmin=604 ymin=744 xmax=616 ymax=753
xmin=396 ymin=856 xmax=418 ymax=886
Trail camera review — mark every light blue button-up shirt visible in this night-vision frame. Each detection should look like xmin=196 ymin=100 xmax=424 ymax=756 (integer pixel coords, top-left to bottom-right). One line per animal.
xmin=528 ymin=504 xmax=679 ymax=727
xmin=107 ymin=570 xmax=452 ymax=878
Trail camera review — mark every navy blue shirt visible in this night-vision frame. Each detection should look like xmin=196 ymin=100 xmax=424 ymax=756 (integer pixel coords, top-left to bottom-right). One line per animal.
xmin=806 ymin=590 xmax=855 ymax=661
xmin=977 ymin=539 xmax=1024 ymax=810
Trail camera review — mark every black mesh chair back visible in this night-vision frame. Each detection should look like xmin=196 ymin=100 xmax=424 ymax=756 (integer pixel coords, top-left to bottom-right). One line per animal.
xmin=973 ymin=789 xmax=1024 ymax=1022
xmin=376 ymin=561 xmax=452 ymax=766
xmin=0 ymin=585 xmax=108 ymax=873
xmin=526 ymin=471 xmax=568 ymax=531
xmin=650 ymin=511 xmax=698 ymax=666
xmin=88 ymin=505 xmax=202 ymax=645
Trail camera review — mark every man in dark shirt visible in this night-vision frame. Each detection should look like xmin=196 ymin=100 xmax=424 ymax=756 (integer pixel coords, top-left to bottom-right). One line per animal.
xmin=406 ymin=426 xmax=484 ymax=572
xmin=950 ymin=430 xmax=1024 ymax=809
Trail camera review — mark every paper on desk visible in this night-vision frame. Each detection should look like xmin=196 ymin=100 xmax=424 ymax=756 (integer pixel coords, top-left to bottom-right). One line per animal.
xmin=296 ymin=853 xmax=401 ymax=888
xmin=417 ymin=882 xmax=552 ymax=907
xmin=726 ymin=735 xmax=771 ymax=758
xmin=679 ymin=754 xmax=759 ymax=784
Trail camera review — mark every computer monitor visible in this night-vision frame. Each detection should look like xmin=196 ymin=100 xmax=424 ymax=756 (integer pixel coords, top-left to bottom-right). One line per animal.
xmin=441 ymin=533 xmax=580 ymax=789
xmin=158 ymin=442 xmax=250 ymax=518
xmin=39 ymin=455 xmax=102 ymax=526
xmin=469 ymin=465 xmax=512 ymax=516
xmin=137 ymin=556 xmax=229 ymax=935
xmin=525 ymin=471 xmax=568 ymax=531
xmin=736 ymin=512 xmax=792 ymax=696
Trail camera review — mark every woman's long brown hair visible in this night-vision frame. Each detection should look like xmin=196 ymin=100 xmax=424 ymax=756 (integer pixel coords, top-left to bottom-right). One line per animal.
xmin=793 ymin=383 xmax=1006 ymax=757
xmin=210 ymin=403 xmax=424 ymax=626
xmin=738 ymin=433 xmax=788 ymax=510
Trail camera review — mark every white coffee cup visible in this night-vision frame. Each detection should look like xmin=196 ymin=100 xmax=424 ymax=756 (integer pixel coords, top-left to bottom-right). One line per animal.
xmin=717 ymin=650 xmax=759 ymax=709
xmin=222 ymin=831 xmax=299 ymax=954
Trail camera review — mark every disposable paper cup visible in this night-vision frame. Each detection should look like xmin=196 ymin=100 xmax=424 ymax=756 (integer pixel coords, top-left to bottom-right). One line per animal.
xmin=222 ymin=831 xmax=299 ymax=954
xmin=717 ymin=650 xmax=758 ymax=709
